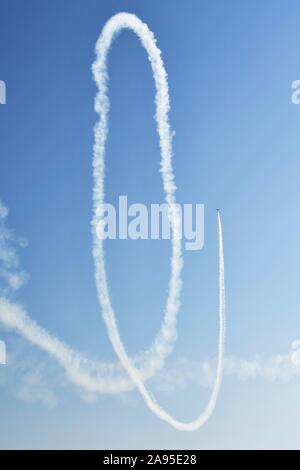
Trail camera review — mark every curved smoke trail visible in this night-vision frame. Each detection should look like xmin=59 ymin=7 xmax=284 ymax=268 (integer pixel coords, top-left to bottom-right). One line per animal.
xmin=0 ymin=9 xmax=184 ymax=393
xmin=92 ymin=12 xmax=183 ymax=394
xmin=92 ymin=12 xmax=226 ymax=431
xmin=0 ymin=12 xmax=226 ymax=430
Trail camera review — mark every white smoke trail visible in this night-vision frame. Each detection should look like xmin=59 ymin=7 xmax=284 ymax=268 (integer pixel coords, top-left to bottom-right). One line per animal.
xmin=0 ymin=10 xmax=184 ymax=391
xmin=0 ymin=208 xmax=225 ymax=429
xmin=0 ymin=210 xmax=225 ymax=412
xmin=0 ymin=196 xmax=178 ymax=393
xmin=0 ymin=295 xmax=180 ymax=394
xmin=0 ymin=201 xmax=27 ymax=296
xmin=91 ymin=12 xmax=225 ymax=431
xmin=91 ymin=12 xmax=183 ymax=373
xmin=0 ymin=12 xmax=226 ymax=430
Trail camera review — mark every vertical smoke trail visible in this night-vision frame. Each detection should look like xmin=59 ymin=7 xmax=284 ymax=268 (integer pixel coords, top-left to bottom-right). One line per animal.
xmin=92 ymin=12 xmax=225 ymax=430
xmin=136 ymin=210 xmax=225 ymax=431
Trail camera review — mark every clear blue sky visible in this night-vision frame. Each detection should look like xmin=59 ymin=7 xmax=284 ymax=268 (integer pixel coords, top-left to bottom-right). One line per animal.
xmin=1 ymin=0 xmax=300 ymax=449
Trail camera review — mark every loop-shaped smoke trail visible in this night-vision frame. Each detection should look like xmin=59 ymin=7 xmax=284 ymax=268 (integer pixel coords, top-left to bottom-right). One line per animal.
xmin=92 ymin=12 xmax=226 ymax=431
xmin=92 ymin=12 xmax=183 ymax=396
xmin=0 ymin=13 xmax=226 ymax=431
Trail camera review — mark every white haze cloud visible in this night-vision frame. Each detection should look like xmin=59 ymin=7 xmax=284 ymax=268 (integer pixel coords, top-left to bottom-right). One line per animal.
xmin=0 ymin=201 xmax=27 ymax=296
xmin=152 ymin=354 xmax=300 ymax=394
xmin=1 ymin=335 xmax=298 ymax=408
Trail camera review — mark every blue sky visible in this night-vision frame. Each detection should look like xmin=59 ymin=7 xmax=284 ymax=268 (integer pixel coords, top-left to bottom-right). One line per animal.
xmin=1 ymin=0 xmax=300 ymax=449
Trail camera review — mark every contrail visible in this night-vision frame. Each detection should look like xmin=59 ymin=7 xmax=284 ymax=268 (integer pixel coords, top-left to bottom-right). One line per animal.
xmin=0 ymin=198 xmax=178 ymax=393
xmin=91 ymin=12 xmax=183 ymax=375
xmin=0 ymin=12 xmax=226 ymax=430
xmin=0 ymin=297 xmax=160 ymax=394
xmin=92 ymin=12 xmax=225 ymax=430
